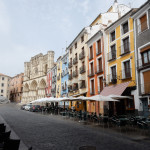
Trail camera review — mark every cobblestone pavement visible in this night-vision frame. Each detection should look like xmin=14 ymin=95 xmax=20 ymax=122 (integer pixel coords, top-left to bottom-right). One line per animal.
xmin=0 ymin=103 xmax=150 ymax=150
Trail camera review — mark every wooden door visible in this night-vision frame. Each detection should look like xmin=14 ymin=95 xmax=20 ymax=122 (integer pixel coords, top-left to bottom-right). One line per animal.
xmin=143 ymin=70 xmax=150 ymax=94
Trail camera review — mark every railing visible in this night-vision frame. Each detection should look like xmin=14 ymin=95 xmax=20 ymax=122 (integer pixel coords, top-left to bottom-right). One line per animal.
xmin=73 ymin=57 xmax=78 ymax=65
xmin=69 ymin=74 xmax=73 ymax=80
xmin=57 ymin=75 xmax=60 ymax=81
xmin=73 ymin=70 xmax=78 ymax=77
xmin=79 ymin=51 xmax=85 ymax=60
xmin=120 ymin=68 xmax=132 ymax=79
xmin=80 ymin=66 xmax=86 ymax=74
xmin=90 ymin=88 xmax=95 ymax=95
xmin=68 ymin=61 xmax=72 ymax=68
xmin=73 ymin=84 xmax=78 ymax=91
xmin=88 ymin=69 xmax=94 ymax=77
xmin=108 ymin=74 xmax=117 ymax=84
xmin=96 ymin=65 xmax=103 ymax=74
xmin=89 ymin=54 xmax=93 ymax=60
xmin=107 ymin=50 xmax=116 ymax=61
xmin=119 ymin=42 xmax=130 ymax=56
xmin=137 ymin=57 xmax=150 ymax=70
xmin=140 ymin=83 xmax=150 ymax=95
xmin=79 ymin=81 xmax=86 ymax=89
xmin=138 ymin=20 xmax=148 ymax=33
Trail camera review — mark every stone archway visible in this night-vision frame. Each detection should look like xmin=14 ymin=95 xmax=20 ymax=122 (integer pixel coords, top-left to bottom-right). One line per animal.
xmin=30 ymin=80 xmax=38 ymax=100
xmin=24 ymin=83 xmax=29 ymax=92
xmin=39 ymin=79 xmax=46 ymax=98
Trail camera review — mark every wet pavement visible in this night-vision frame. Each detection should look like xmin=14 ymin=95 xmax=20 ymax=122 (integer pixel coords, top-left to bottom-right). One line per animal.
xmin=0 ymin=103 xmax=150 ymax=150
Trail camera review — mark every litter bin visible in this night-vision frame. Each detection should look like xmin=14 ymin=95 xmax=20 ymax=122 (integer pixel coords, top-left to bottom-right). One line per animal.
xmin=79 ymin=146 xmax=96 ymax=150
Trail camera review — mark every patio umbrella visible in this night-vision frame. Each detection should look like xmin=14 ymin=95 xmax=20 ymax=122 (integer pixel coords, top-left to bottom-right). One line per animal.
xmin=88 ymin=95 xmax=118 ymax=102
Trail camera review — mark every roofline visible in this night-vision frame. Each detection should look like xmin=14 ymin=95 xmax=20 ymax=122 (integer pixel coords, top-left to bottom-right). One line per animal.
xmin=67 ymin=27 xmax=86 ymax=50
xmin=131 ymin=0 xmax=150 ymax=17
xmin=90 ymin=13 xmax=101 ymax=26
xmin=105 ymin=8 xmax=136 ymax=31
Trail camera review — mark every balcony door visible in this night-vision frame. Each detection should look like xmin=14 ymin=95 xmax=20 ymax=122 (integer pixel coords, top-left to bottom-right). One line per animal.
xmin=98 ymin=58 xmax=102 ymax=72
xmin=143 ymin=70 xmax=150 ymax=94
xmin=124 ymin=60 xmax=130 ymax=78
xmin=90 ymin=62 xmax=94 ymax=75
xmin=98 ymin=77 xmax=103 ymax=92
xmin=111 ymin=66 xmax=116 ymax=79
xmin=90 ymin=79 xmax=95 ymax=94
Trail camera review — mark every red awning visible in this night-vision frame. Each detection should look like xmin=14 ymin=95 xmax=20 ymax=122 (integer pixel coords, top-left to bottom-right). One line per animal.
xmin=100 ymin=82 xmax=130 ymax=96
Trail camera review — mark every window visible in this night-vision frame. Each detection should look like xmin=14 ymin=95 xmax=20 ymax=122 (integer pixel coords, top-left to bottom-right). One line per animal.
xmin=2 ymin=77 xmax=4 ymax=80
xmin=70 ymin=48 xmax=72 ymax=54
xmin=89 ymin=62 xmax=94 ymax=76
xmin=123 ymin=60 xmax=131 ymax=79
xmin=97 ymin=58 xmax=102 ymax=73
xmin=90 ymin=79 xmax=95 ymax=95
xmin=110 ymin=66 xmax=116 ymax=82
xmin=1 ymin=90 xmax=3 ymax=93
xmin=122 ymin=37 xmax=130 ymax=54
xmin=109 ymin=44 xmax=116 ymax=60
xmin=1 ymin=83 xmax=4 ymax=87
xmin=122 ymin=22 xmax=129 ymax=34
xmin=97 ymin=39 xmax=101 ymax=54
xmin=81 ymin=35 xmax=84 ymax=43
xmin=98 ymin=76 xmax=103 ymax=93
xmin=139 ymin=14 xmax=148 ymax=33
xmin=142 ymin=49 xmax=150 ymax=65
xmin=89 ymin=46 xmax=93 ymax=60
xmin=111 ymin=31 xmax=115 ymax=42
xmin=75 ymin=42 xmax=77 ymax=49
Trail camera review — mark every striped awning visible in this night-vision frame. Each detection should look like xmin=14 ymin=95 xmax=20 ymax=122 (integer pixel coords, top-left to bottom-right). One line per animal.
xmin=100 ymin=82 xmax=130 ymax=96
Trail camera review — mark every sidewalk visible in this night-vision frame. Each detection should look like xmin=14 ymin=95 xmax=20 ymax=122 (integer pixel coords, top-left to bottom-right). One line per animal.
xmin=0 ymin=115 xmax=28 ymax=150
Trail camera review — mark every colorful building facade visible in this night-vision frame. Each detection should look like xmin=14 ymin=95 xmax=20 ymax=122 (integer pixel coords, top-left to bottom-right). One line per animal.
xmin=46 ymin=69 xmax=52 ymax=97
xmin=51 ymin=64 xmax=57 ymax=98
xmin=132 ymin=0 xmax=150 ymax=117
xmin=104 ymin=9 xmax=136 ymax=116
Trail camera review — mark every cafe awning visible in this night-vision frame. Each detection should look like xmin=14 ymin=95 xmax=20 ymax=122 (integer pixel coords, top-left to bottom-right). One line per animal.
xmin=100 ymin=82 xmax=130 ymax=96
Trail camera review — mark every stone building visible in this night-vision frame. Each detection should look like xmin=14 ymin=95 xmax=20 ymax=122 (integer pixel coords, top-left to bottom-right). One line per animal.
xmin=22 ymin=51 xmax=54 ymax=103
xmin=9 ymin=73 xmax=24 ymax=103
xmin=0 ymin=73 xmax=11 ymax=99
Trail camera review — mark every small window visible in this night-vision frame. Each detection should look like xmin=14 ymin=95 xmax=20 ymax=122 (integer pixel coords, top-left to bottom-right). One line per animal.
xmin=2 ymin=77 xmax=4 ymax=80
xmin=1 ymin=90 xmax=4 ymax=93
xmin=70 ymin=48 xmax=72 ymax=54
xmin=1 ymin=83 xmax=4 ymax=87
xmin=122 ymin=21 xmax=129 ymax=34
xmin=110 ymin=31 xmax=115 ymax=42
xmin=81 ymin=35 xmax=84 ymax=43
xmin=75 ymin=42 xmax=77 ymax=49
xmin=139 ymin=14 xmax=148 ymax=33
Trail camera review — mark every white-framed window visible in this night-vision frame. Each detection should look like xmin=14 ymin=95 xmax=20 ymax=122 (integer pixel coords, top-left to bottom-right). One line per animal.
xmin=110 ymin=30 xmax=115 ymax=42
xmin=89 ymin=45 xmax=93 ymax=60
xmin=138 ymin=11 xmax=149 ymax=34
xmin=96 ymin=39 xmax=102 ymax=54
xmin=97 ymin=75 xmax=104 ymax=93
xmin=90 ymin=78 xmax=95 ymax=95
xmin=96 ymin=55 xmax=103 ymax=73
xmin=109 ymin=64 xmax=117 ymax=83
xmin=121 ymin=21 xmax=129 ymax=35
xmin=121 ymin=36 xmax=130 ymax=55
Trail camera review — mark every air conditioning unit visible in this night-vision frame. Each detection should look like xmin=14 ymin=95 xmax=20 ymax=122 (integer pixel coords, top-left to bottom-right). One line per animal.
xmin=111 ymin=79 xmax=117 ymax=84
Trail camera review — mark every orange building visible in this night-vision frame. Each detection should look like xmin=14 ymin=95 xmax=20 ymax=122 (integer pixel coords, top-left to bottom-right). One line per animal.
xmin=9 ymin=73 xmax=24 ymax=103
xmin=87 ymin=30 xmax=105 ymax=115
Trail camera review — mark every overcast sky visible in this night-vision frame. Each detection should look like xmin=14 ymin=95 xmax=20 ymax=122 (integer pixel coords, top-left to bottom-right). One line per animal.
xmin=0 ymin=0 xmax=147 ymax=77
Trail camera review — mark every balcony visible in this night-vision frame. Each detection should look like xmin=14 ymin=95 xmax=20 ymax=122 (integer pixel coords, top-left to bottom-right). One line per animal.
xmin=68 ymin=61 xmax=72 ymax=68
xmin=68 ymin=86 xmax=73 ymax=92
xmin=90 ymin=88 xmax=95 ymax=95
xmin=119 ymin=42 xmax=130 ymax=56
xmin=96 ymin=65 xmax=103 ymax=74
xmin=73 ymin=84 xmax=78 ymax=91
xmin=89 ymin=54 xmax=93 ymax=60
xmin=108 ymin=74 xmax=117 ymax=84
xmin=62 ymin=85 xmax=67 ymax=91
xmin=69 ymin=74 xmax=73 ymax=80
xmin=88 ymin=69 xmax=94 ymax=77
xmin=107 ymin=50 xmax=116 ymax=61
xmin=79 ymin=81 xmax=86 ymax=89
xmin=80 ymin=66 xmax=86 ymax=74
xmin=73 ymin=70 xmax=78 ymax=77
xmin=79 ymin=51 xmax=85 ymax=60
xmin=137 ymin=57 xmax=150 ymax=70
xmin=120 ymin=68 xmax=132 ymax=80
xmin=57 ymin=75 xmax=60 ymax=81
xmin=140 ymin=83 xmax=150 ymax=95
xmin=73 ymin=57 xmax=78 ymax=65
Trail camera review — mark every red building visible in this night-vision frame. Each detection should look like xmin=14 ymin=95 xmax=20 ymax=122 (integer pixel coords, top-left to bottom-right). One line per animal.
xmin=46 ymin=69 xmax=52 ymax=97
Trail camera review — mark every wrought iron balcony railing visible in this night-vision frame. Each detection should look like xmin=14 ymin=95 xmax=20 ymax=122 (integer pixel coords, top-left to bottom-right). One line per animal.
xmin=68 ymin=61 xmax=72 ymax=68
xmin=88 ymin=69 xmax=94 ymax=77
xmin=90 ymin=88 xmax=95 ymax=95
xmin=79 ymin=81 xmax=86 ymax=89
xmin=107 ymin=50 xmax=116 ymax=61
xmin=80 ymin=66 xmax=86 ymax=74
xmin=73 ymin=70 xmax=78 ymax=77
xmin=119 ymin=42 xmax=130 ymax=56
xmin=108 ymin=74 xmax=117 ymax=84
xmin=73 ymin=57 xmax=78 ymax=65
xmin=73 ymin=84 xmax=78 ymax=91
xmin=120 ymin=68 xmax=132 ymax=80
xmin=96 ymin=65 xmax=103 ymax=74
xmin=79 ymin=51 xmax=85 ymax=60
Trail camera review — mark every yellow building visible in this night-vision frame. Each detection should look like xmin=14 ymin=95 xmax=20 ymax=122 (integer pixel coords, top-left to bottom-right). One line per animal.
xmin=103 ymin=9 xmax=137 ymax=116
xmin=56 ymin=56 xmax=62 ymax=98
